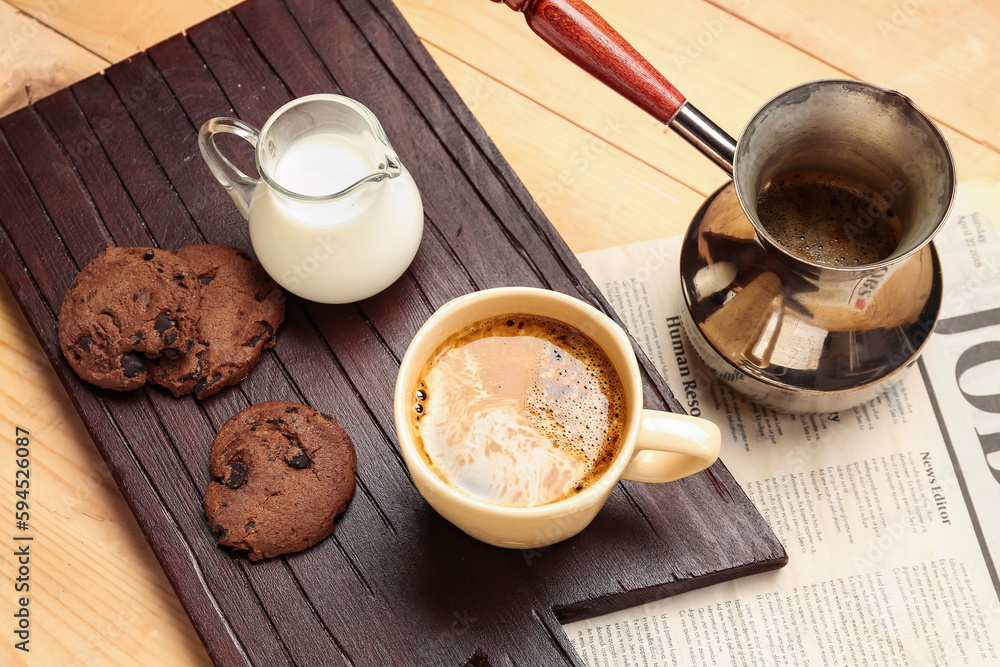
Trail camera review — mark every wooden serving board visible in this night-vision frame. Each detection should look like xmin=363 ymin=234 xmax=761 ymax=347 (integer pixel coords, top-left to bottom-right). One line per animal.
xmin=0 ymin=0 xmax=786 ymax=664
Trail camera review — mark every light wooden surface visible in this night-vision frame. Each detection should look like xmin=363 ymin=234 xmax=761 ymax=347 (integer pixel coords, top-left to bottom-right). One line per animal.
xmin=1 ymin=0 xmax=998 ymax=664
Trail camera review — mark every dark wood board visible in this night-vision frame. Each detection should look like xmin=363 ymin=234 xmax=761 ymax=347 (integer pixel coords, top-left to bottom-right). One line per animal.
xmin=0 ymin=0 xmax=786 ymax=664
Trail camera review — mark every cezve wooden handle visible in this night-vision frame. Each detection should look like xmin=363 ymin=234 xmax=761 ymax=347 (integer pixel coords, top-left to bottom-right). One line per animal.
xmin=491 ymin=0 xmax=687 ymax=124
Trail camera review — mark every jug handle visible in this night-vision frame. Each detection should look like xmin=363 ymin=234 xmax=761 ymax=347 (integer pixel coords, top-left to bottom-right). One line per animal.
xmin=491 ymin=0 xmax=736 ymax=172
xmin=198 ymin=117 xmax=260 ymax=219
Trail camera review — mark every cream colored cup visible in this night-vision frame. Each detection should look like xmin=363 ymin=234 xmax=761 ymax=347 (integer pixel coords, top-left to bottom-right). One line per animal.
xmin=393 ymin=287 xmax=721 ymax=549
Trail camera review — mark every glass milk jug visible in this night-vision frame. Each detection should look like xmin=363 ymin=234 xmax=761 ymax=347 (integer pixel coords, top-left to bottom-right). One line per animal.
xmin=199 ymin=94 xmax=423 ymax=303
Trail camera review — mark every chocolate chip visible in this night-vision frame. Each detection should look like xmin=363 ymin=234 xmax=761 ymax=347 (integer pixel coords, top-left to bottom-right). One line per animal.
xmin=285 ymin=407 xmax=297 ymax=414
xmin=161 ymin=348 xmax=181 ymax=359
xmin=77 ymin=336 xmax=93 ymax=352
xmin=266 ymin=418 xmax=284 ymax=425
xmin=195 ymin=374 xmax=222 ymax=394
xmin=154 ymin=315 xmax=174 ymax=332
xmin=285 ymin=449 xmax=310 ymax=469
xmin=321 ymin=412 xmax=333 ymax=421
xmin=255 ymin=321 xmax=276 ymax=341
xmin=186 ymin=339 xmax=194 ymax=351
xmin=224 ymin=461 xmax=247 ymax=489
xmin=244 ymin=335 xmax=261 ymax=348
xmin=143 ymin=249 xmax=154 ymax=260
xmin=245 ymin=521 xmax=255 ymax=531
xmin=121 ymin=352 xmax=146 ymax=378
xmin=199 ymin=276 xmax=213 ymax=286
xmin=180 ymin=355 xmax=204 ymax=381
xmin=163 ymin=330 xmax=177 ymax=345
xmin=129 ymin=333 xmax=143 ymax=345
xmin=132 ymin=294 xmax=138 ymax=301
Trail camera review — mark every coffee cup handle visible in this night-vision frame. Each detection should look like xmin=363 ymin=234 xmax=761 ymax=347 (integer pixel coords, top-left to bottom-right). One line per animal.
xmin=198 ymin=117 xmax=261 ymax=220
xmin=621 ymin=410 xmax=721 ymax=483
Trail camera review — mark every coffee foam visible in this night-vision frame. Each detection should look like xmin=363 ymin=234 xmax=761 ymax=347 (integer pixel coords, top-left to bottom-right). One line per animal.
xmin=412 ymin=316 xmax=626 ymax=508
xmin=756 ymin=170 xmax=902 ymax=266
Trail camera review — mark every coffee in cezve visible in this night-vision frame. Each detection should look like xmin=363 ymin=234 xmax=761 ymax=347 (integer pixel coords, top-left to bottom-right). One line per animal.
xmin=755 ymin=170 xmax=903 ymax=267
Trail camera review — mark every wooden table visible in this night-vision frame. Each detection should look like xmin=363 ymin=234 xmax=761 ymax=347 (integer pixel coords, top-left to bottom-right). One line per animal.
xmin=1 ymin=0 xmax=997 ymax=663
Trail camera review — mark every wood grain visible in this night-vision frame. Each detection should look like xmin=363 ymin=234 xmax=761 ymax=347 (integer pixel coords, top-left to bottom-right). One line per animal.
xmin=4 ymin=0 xmax=241 ymax=61
xmin=730 ymin=0 xmax=1000 ymax=148
xmin=0 ymin=0 xmax=784 ymax=664
xmin=1 ymin=0 xmax=999 ymax=664
xmin=0 ymin=1 xmax=109 ymax=115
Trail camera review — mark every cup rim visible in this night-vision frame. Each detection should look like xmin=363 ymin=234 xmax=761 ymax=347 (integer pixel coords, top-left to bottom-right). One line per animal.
xmin=393 ymin=287 xmax=643 ymax=519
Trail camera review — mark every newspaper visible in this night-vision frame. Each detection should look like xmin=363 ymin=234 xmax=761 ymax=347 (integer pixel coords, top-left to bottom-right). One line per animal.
xmin=562 ymin=179 xmax=1000 ymax=667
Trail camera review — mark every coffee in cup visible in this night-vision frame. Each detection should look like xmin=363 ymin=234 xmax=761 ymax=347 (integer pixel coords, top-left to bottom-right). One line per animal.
xmin=408 ymin=314 xmax=626 ymax=508
xmin=394 ymin=287 xmax=722 ymax=549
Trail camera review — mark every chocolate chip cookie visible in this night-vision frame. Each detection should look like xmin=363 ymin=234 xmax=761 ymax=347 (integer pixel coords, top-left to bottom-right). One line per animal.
xmin=148 ymin=245 xmax=284 ymax=399
xmin=203 ymin=401 xmax=357 ymax=560
xmin=58 ymin=244 xmax=200 ymax=391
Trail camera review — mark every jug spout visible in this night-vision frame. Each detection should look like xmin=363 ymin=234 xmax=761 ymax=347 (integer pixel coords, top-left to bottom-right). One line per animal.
xmin=331 ymin=147 xmax=403 ymax=198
